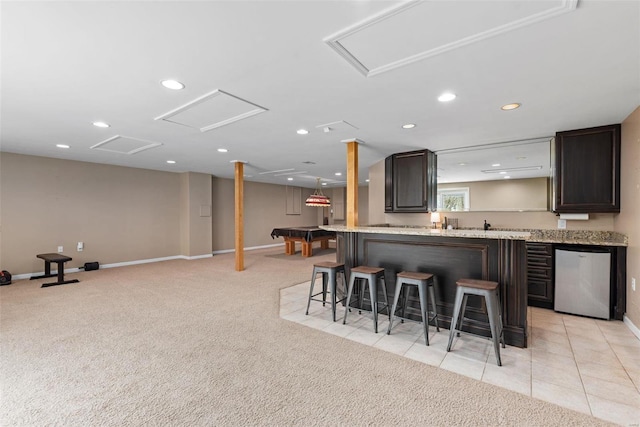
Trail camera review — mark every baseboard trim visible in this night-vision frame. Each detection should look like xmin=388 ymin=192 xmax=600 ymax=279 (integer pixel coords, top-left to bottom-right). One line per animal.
xmin=212 ymin=243 xmax=284 ymax=255
xmin=13 ymin=253 xmax=214 ymax=281
xmin=623 ymin=315 xmax=640 ymax=340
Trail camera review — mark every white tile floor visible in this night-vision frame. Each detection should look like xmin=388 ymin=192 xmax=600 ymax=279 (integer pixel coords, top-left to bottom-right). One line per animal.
xmin=280 ymin=282 xmax=640 ymax=426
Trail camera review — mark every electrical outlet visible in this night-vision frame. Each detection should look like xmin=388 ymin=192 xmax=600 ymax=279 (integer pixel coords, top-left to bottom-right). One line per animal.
xmin=557 ymin=219 xmax=567 ymax=229
xmin=57 ymin=246 xmax=63 ymax=253
xmin=632 ymin=277 xmax=636 ymax=292
xmin=77 ymin=242 xmax=84 ymax=252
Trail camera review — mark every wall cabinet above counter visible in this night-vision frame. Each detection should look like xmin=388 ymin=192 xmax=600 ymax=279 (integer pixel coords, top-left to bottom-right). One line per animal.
xmin=553 ymin=124 xmax=621 ymax=213
xmin=384 ymin=149 xmax=437 ymax=213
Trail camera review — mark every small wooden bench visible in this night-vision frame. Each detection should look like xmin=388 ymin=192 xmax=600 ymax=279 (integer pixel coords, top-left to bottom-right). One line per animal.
xmin=30 ymin=253 xmax=79 ymax=288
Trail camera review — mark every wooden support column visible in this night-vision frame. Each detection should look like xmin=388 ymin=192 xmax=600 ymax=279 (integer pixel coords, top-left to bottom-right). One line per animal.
xmin=343 ymin=139 xmax=363 ymax=228
xmin=234 ymin=161 xmax=245 ymax=271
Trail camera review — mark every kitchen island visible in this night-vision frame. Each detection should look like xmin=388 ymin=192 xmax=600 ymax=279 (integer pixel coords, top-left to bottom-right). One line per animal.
xmin=322 ymin=225 xmax=531 ymax=347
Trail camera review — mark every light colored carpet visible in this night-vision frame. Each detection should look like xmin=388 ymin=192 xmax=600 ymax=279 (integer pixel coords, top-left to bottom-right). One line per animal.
xmin=1 ymin=248 xmax=612 ymax=426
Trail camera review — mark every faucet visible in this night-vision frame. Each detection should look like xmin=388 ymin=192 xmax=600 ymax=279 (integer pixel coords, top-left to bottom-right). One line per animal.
xmin=484 ymin=220 xmax=491 ymax=231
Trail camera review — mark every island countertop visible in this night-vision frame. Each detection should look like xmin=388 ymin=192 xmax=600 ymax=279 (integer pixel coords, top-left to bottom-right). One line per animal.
xmin=321 ymin=225 xmax=530 ymax=240
xmin=321 ymin=225 xmax=627 ymax=246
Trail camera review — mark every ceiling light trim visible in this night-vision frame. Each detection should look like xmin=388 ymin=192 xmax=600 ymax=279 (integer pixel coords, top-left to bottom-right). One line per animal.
xmin=154 ymin=89 xmax=268 ymax=132
xmin=90 ymin=135 xmax=163 ymax=155
xmin=325 ymin=0 xmax=577 ymax=77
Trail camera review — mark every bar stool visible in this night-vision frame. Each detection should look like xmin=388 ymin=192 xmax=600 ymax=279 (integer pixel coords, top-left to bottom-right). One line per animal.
xmin=306 ymin=262 xmax=346 ymax=322
xmin=447 ymin=278 xmax=505 ymax=366
xmin=343 ymin=266 xmax=389 ymax=333
xmin=387 ymin=271 xmax=440 ymax=345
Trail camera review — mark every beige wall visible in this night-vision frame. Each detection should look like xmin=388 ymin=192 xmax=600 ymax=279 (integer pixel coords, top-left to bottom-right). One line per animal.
xmin=616 ymin=106 xmax=640 ymax=326
xmin=211 ymin=178 xmax=321 ymax=251
xmin=0 ymin=153 xmax=184 ymax=274
xmin=181 ymin=172 xmax=212 ymax=257
xmin=368 ymin=160 xmax=386 ymax=225
xmin=358 ymin=185 xmax=369 ymax=226
xmin=210 ymin=179 xmax=368 ymax=251
xmin=438 ymin=178 xmax=548 ymax=211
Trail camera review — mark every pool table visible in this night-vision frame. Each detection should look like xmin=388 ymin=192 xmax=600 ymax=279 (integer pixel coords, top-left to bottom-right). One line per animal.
xmin=270 ymin=226 xmax=336 ymax=257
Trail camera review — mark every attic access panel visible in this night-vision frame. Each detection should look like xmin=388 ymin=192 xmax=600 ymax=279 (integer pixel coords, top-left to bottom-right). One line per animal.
xmin=90 ymin=135 xmax=163 ymax=154
xmin=155 ymin=89 xmax=268 ymax=132
xmin=325 ymin=0 xmax=577 ymax=77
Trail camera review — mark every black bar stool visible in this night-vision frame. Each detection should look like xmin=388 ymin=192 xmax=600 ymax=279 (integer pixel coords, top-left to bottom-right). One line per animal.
xmin=447 ymin=278 xmax=505 ymax=366
xmin=387 ymin=271 xmax=440 ymax=345
xmin=305 ymin=262 xmax=345 ymax=322
xmin=343 ymin=266 xmax=389 ymax=333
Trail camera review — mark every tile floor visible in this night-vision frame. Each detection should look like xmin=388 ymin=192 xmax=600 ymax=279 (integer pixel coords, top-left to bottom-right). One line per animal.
xmin=280 ymin=282 xmax=640 ymax=426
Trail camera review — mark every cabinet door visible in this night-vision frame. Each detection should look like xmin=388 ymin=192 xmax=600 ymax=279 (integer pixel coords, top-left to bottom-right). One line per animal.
xmin=384 ymin=155 xmax=393 ymax=212
xmin=526 ymin=243 xmax=554 ymax=309
xmin=285 ymin=186 xmax=301 ymax=215
xmin=392 ymin=149 xmax=436 ymax=212
xmin=332 ymin=187 xmax=345 ymax=220
xmin=554 ymin=124 xmax=620 ymax=213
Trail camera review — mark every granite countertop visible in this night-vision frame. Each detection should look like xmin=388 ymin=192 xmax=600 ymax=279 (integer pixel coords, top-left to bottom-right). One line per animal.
xmin=526 ymin=229 xmax=627 ymax=246
xmin=321 ymin=225 xmax=531 ymax=241
xmin=321 ymin=225 xmax=628 ymax=246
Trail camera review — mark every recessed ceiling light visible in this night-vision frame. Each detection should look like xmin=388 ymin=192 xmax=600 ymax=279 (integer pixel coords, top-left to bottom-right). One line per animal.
xmin=504 ymin=176 xmax=511 ymax=179
xmin=322 ymin=183 xmax=327 ymax=186
xmin=296 ymin=129 xmax=309 ymax=135
xmin=335 ymin=172 xmax=342 ymax=176
xmin=499 ymin=171 xmax=507 ymax=174
xmin=161 ymin=79 xmax=185 ymax=90
xmin=501 ymin=103 xmax=521 ymax=111
xmin=438 ymin=92 xmax=456 ymax=102
xmin=366 ymin=179 xmax=370 ymax=182
xmin=287 ymin=177 xmax=293 ymax=181
xmin=492 ymin=163 xmax=501 ymax=167
xmin=458 ymin=162 xmax=467 ymax=166
xmin=402 ymin=123 xmax=416 ymax=129
xmin=92 ymin=121 xmax=110 ymax=128
xmin=56 ymin=144 xmax=70 ymax=149
xmin=516 ymin=156 xmax=527 ymax=160
xmin=166 ymin=160 xmax=176 ymax=164
xmin=217 ymin=148 xmax=228 ymax=153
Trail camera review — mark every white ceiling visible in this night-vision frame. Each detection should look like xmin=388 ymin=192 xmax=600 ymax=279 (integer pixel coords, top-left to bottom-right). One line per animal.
xmin=1 ymin=0 xmax=639 ymax=188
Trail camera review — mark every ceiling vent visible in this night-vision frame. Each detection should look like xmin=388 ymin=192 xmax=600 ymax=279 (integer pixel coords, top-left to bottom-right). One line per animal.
xmin=315 ymin=120 xmax=359 ymax=133
xmin=325 ymin=0 xmax=577 ymax=77
xmin=90 ymin=135 xmax=162 ymax=154
xmin=154 ymin=89 xmax=268 ymax=132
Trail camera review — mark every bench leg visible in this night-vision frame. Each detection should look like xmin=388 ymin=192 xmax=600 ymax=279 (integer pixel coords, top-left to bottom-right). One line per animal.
xmin=41 ymin=261 xmax=79 ymax=287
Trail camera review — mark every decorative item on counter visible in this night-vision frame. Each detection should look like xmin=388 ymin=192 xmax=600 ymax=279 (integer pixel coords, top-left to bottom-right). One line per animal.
xmin=484 ymin=220 xmax=491 ymax=231
xmin=447 ymin=218 xmax=458 ymax=229
xmin=430 ymin=212 xmax=441 ymax=229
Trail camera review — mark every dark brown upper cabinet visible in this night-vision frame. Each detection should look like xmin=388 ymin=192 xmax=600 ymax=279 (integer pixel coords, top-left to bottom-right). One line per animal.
xmin=385 ymin=149 xmax=437 ymax=213
xmin=553 ymin=124 xmax=621 ymax=213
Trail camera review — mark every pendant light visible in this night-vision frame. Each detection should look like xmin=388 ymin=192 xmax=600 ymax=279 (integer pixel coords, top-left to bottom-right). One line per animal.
xmin=305 ymin=178 xmax=331 ymax=207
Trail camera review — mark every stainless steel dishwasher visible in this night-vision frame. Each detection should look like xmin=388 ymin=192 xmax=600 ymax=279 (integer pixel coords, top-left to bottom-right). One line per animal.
xmin=554 ymin=245 xmax=612 ymax=319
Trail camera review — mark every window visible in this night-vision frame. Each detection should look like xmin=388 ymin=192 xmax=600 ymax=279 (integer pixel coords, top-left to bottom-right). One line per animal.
xmin=437 ymin=187 xmax=470 ymax=211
